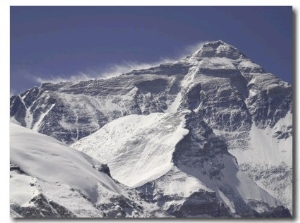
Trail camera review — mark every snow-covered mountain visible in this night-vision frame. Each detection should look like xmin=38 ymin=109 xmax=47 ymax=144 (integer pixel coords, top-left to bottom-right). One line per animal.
xmin=10 ymin=40 xmax=292 ymax=218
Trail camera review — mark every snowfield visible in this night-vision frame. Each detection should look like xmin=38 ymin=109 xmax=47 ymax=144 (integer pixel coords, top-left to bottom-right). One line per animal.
xmin=72 ymin=111 xmax=190 ymax=187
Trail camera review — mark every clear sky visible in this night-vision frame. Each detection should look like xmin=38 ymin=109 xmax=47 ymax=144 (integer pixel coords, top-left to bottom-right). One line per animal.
xmin=10 ymin=6 xmax=293 ymax=94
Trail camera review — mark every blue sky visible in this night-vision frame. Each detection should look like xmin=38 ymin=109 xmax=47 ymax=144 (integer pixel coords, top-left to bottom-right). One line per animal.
xmin=10 ymin=6 xmax=293 ymax=94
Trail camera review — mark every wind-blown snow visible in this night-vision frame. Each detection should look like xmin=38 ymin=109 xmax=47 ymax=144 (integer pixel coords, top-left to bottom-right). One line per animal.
xmin=72 ymin=112 xmax=189 ymax=187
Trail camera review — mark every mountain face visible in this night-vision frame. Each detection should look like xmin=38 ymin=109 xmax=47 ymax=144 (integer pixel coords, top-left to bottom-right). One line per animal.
xmin=10 ymin=40 xmax=292 ymax=218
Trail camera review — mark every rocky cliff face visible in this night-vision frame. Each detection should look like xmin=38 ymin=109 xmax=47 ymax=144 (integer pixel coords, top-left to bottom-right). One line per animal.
xmin=10 ymin=40 xmax=292 ymax=218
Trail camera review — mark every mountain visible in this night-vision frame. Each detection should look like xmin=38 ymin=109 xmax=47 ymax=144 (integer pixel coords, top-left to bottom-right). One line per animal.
xmin=10 ymin=40 xmax=292 ymax=218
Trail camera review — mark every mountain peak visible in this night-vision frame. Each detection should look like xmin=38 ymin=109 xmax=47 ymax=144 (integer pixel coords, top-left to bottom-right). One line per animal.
xmin=193 ymin=40 xmax=244 ymax=60
xmin=204 ymin=40 xmax=228 ymax=47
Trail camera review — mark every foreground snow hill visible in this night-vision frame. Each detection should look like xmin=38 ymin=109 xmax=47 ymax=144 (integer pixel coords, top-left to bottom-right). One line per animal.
xmin=72 ymin=111 xmax=291 ymax=218
xmin=10 ymin=122 xmax=167 ymax=218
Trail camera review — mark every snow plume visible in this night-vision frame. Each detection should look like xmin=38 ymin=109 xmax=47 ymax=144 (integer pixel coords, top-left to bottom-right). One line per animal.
xmin=33 ymin=72 xmax=95 ymax=84
xmin=32 ymin=42 xmax=208 ymax=85
xmin=32 ymin=59 xmax=174 ymax=84
xmin=98 ymin=43 xmax=215 ymax=75
xmin=183 ymin=41 xmax=208 ymax=56
xmin=10 ymin=89 xmax=17 ymax=97
xmin=99 ymin=59 xmax=173 ymax=78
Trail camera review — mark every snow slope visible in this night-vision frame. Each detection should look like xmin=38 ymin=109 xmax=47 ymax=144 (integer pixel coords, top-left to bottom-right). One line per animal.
xmin=72 ymin=111 xmax=189 ymax=187
xmin=225 ymin=111 xmax=293 ymax=212
xmin=229 ymin=112 xmax=292 ymax=167
xmin=10 ymin=122 xmax=165 ymax=218
xmin=10 ymin=122 xmax=120 ymax=203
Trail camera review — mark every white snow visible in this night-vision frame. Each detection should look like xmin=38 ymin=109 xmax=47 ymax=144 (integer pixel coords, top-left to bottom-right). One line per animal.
xmin=10 ymin=171 xmax=40 ymax=206
xmin=216 ymin=44 xmax=234 ymax=54
xmin=229 ymin=112 xmax=292 ymax=167
xmin=165 ymin=62 xmax=201 ymax=113
xmin=163 ymin=176 xmax=208 ymax=197
xmin=214 ymin=111 xmax=293 ymax=212
xmin=72 ymin=112 xmax=189 ymax=187
xmin=38 ymin=180 xmax=104 ymax=217
xmin=218 ymin=155 xmax=278 ymax=207
xmin=178 ymin=153 xmax=279 ymax=210
xmin=10 ymin=122 xmax=121 ymax=205
xmin=18 ymin=95 xmax=34 ymax=128
xmin=199 ymin=57 xmax=236 ymax=70
xmin=249 ymin=88 xmax=258 ymax=97
xmin=166 ymin=92 xmax=182 ymax=113
xmin=156 ymin=167 xmax=213 ymax=198
xmin=181 ymin=64 xmax=200 ymax=90
xmin=10 ymin=116 xmax=21 ymax=125
xmin=238 ymin=60 xmax=262 ymax=71
xmin=32 ymin=103 xmax=55 ymax=131
xmin=217 ymin=190 xmax=235 ymax=213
